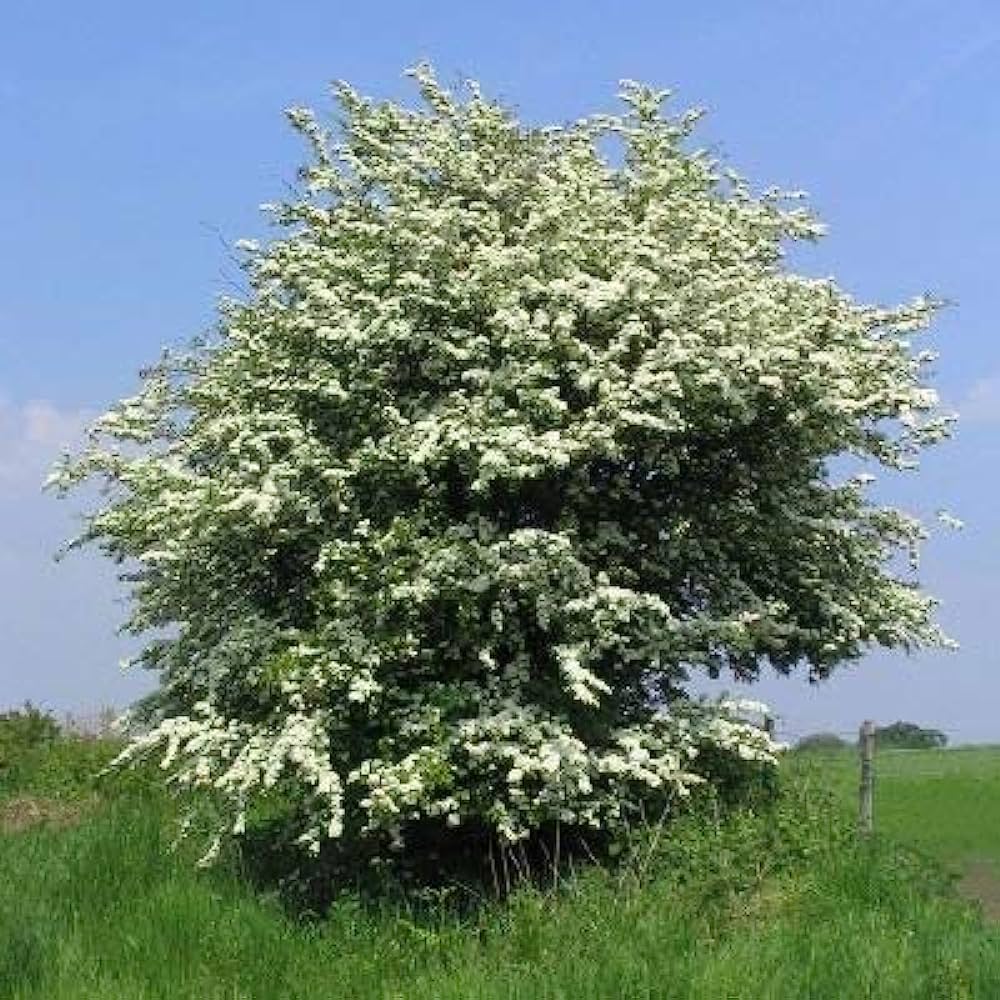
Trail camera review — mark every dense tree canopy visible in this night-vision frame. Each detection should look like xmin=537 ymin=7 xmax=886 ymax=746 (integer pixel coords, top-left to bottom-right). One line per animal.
xmin=50 ymin=65 xmax=952 ymax=863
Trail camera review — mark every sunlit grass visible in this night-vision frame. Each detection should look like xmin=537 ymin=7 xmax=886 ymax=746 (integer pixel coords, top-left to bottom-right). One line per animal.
xmin=790 ymin=745 xmax=1000 ymax=872
xmin=2 ymin=736 xmax=1000 ymax=998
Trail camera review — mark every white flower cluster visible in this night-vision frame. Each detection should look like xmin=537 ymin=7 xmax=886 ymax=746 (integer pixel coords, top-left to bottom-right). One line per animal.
xmin=53 ymin=64 xmax=950 ymax=862
xmin=118 ymin=693 xmax=781 ymax=852
xmin=113 ymin=700 xmax=344 ymax=856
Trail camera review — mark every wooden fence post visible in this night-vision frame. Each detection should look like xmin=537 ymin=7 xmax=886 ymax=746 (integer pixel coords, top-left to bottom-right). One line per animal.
xmin=859 ymin=719 xmax=875 ymax=837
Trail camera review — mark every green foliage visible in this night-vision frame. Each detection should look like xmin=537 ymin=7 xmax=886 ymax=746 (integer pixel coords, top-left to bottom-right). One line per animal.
xmin=794 ymin=731 xmax=849 ymax=752
xmin=0 ymin=708 xmax=147 ymax=807
xmin=609 ymin=768 xmax=850 ymax=923
xmin=0 ymin=703 xmax=120 ymax=803
xmin=0 ymin=737 xmax=123 ymax=801
xmin=875 ymin=720 xmax=948 ymax=749
xmin=789 ymin=745 xmax=1000 ymax=873
xmin=0 ymin=702 xmax=61 ymax=771
xmin=2 ymin=751 xmax=999 ymax=998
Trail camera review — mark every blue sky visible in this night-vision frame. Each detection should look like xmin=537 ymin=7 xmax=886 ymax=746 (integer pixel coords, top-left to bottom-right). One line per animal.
xmin=2 ymin=0 xmax=999 ymax=742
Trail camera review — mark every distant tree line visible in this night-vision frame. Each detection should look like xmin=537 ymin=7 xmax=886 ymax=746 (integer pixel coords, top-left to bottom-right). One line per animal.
xmin=872 ymin=721 xmax=947 ymax=749
xmin=796 ymin=721 xmax=947 ymax=752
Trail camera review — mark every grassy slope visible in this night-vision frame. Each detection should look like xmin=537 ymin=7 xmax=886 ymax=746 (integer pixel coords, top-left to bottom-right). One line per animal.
xmin=3 ymin=738 xmax=1000 ymax=999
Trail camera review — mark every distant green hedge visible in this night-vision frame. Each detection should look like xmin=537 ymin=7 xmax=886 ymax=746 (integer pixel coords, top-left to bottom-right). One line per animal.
xmin=873 ymin=721 xmax=947 ymax=750
xmin=795 ymin=733 xmax=849 ymax=752
xmin=0 ymin=703 xmax=61 ymax=768
xmin=0 ymin=704 xmax=126 ymax=801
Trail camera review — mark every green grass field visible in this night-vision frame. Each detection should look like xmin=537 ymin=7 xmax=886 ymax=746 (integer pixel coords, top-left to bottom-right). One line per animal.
xmin=3 ymin=730 xmax=1000 ymax=998
xmin=791 ymin=745 xmax=1000 ymax=872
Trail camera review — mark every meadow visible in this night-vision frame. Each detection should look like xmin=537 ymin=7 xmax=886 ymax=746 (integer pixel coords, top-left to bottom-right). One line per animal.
xmin=791 ymin=746 xmax=1000 ymax=870
xmin=3 ymin=719 xmax=1000 ymax=999
xmin=790 ymin=744 xmax=1000 ymax=922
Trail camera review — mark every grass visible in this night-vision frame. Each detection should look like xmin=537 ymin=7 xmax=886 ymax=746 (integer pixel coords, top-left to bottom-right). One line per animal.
xmin=3 ymin=725 xmax=1000 ymax=998
xmin=790 ymin=745 xmax=1000 ymax=872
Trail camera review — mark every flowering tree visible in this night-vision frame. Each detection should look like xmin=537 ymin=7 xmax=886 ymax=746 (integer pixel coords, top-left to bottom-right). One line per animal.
xmin=50 ymin=66 xmax=952 ymax=864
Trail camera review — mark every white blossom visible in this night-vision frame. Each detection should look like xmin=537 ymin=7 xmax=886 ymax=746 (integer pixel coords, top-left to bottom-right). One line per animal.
xmin=53 ymin=64 xmax=951 ymax=862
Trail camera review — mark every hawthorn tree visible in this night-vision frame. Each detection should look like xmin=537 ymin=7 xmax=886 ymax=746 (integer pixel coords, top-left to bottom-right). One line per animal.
xmin=50 ymin=65 xmax=952 ymax=864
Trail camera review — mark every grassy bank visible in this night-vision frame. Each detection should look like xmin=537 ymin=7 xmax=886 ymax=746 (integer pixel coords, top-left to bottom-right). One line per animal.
xmin=3 ymin=728 xmax=1000 ymax=998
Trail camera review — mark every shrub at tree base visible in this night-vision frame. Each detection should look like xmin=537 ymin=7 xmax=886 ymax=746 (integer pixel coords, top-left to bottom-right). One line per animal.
xmin=49 ymin=65 xmax=952 ymax=873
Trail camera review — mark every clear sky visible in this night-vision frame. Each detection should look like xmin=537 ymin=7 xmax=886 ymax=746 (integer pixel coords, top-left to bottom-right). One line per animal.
xmin=2 ymin=0 xmax=999 ymax=742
